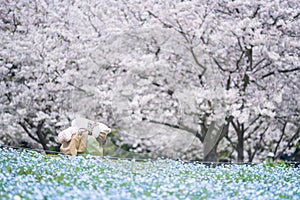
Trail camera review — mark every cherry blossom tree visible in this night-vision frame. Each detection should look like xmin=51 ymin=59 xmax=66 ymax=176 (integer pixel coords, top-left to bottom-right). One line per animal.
xmin=109 ymin=0 xmax=300 ymax=161
xmin=1 ymin=0 xmax=299 ymax=161
xmin=0 ymin=0 xmax=102 ymax=149
xmin=211 ymin=0 xmax=300 ymax=162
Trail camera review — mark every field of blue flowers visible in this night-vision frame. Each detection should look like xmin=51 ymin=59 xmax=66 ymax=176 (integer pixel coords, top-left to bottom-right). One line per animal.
xmin=0 ymin=148 xmax=299 ymax=200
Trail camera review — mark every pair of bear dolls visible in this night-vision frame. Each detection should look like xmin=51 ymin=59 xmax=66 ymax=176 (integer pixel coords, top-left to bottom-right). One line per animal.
xmin=58 ymin=118 xmax=111 ymax=157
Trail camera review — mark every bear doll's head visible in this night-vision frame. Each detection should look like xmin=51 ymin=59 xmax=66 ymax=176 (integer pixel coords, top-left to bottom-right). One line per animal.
xmin=92 ymin=123 xmax=111 ymax=138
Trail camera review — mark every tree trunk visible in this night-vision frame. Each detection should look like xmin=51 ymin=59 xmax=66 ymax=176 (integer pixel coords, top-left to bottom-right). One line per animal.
xmin=230 ymin=119 xmax=245 ymax=162
xmin=19 ymin=119 xmax=49 ymax=151
xmin=204 ymin=145 xmax=218 ymax=162
xmin=203 ymin=121 xmax=228 ymax=162
xmin=237 ymin=130 xmax=244 ymax=162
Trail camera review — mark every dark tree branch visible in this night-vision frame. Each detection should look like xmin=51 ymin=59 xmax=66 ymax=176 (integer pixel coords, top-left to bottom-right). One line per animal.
xmin=253 ymin=60 xmax=272 ymax=74
xmin=276 ymin=126 xmax=300 ymax=160
xmin=19 ymin=118 xmax=49 ymax=150
xmin=273 ymin=121 xmax=287 ymax=156
xmin=279 ymin=67 xmax=300 ymax=74
xmin=18 ymin=121 xmax=40 ymax=143
xmin=147 ymin=10 xmax=207 ymax=76
xmin=236 ymin=51 xmax=245 ymax=71
xmin=244 ymin=115 xmax=261 ymax=133
xmin=147 ymin=11 xmax=175 ymax=29
xmin=148 ymin=119 xmax=204 ymax=142
xmin=230 ymin=119 xmax=240 ymax=135
xmin=213 ymin=58 xmax=226 ymax=72
xmin=225 ymin=135 xmax=237 ymax=151
xmin=175 ymin=19 xmax=207 ymax=76
xmin=253 ymin=58 xmax=266 ymax=70
xmin=251 ymin=6 xmax=260 ymax=18
xmin=248 ymin=127 xmax=266 ymax=162
xmin=36 ymin=119 xmax=49 ymax=150
xmin=262 ymin=67 xmax=300 ymax=79
xmin=245 ymin=47 xmax=253 ymax=71
xmin=244 ymin=125 xmax=260 ymax=140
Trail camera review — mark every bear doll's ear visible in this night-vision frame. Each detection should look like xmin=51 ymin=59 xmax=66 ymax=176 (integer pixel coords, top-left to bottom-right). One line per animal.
xmin=98 ymin=123 xmax=111 ymax=134
xmin=92 ymin=123 xmax=111 ymax=138
xmin=102 ymin=128 xmax=111 ymax=135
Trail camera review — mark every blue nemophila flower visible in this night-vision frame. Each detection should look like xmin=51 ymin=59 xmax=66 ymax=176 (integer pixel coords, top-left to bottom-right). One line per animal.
xmin=1 ymin=148 xmax=300 ymax=200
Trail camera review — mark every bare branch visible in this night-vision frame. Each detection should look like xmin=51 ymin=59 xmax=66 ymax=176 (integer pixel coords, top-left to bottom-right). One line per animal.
xmin=225 ymin=135 xmax=237 ymax=151
xmin=147 ymin=11 xmax=175 ymax=29
xmin=248 ymin=127 xmax=266 ymax=162
xmin=273 ymin=121 xmax=287 ymax=156
xmin=18 ymin=122 xmax=40 ymax=143
xmin=35 ymin=119 xmax=49 ymax=150
xmin=253 ymin=61 xmax=272 ymax=74
xmin=236 ymin=51 xmax=245 ymax=71
xmin=87 ymin=15 xmax=101 ymax=37
xmin=67 ymin=82 xmax=95 ymax=97
xmin=279 ymin=67 xmax=300 ymax=74
xmin=147 ymin=10 xmax=207 ymax=76
xmin=244 ymin=115 xmax=261 ymax=133
xmin=251 ymin=6 xmax=260 ymax=18
xmin=213 ymin=58 xmax=226 ymax=72
xmin=262 ymin=67 xmax=300 ymax=79
xmin=148 ymin=119 xmax=203 ymax=141
xmin=276 ymin=126 xmax=300 ymax=160
xmin=190 ymin=46 xmax=207 ymax=76
xmin=245 ymin=47 xmax=253 ymax=71
xmin=253 ymin=58 xmax=266 ymax=70
xmin=175 ymin=20 xmax=207 ymax=75
xmin=230 ymin=119 xmax=240 ymax=135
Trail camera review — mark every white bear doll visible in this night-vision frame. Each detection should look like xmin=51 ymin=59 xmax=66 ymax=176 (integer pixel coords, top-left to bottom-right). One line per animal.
xmin=71 ymin=117 xmax=111 ymax=138
xmin=57 ymin=126 xmax=79 ymax=144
